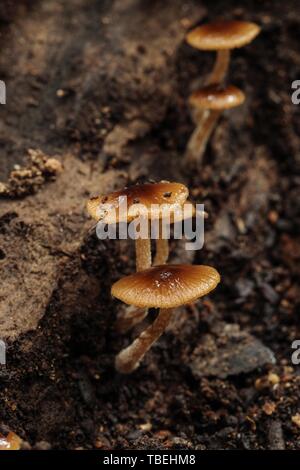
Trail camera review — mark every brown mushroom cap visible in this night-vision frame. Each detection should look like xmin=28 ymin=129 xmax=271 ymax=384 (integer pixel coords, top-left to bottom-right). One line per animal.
xmin=186 ymin=20 xmax=260 ymax=51
xmin=159 ymin=202 xmax=208 ymax=223
xmin=87 ymin=182 xmax=189 ymax=223
xmin=111 ymin=264 xmax=220 ymax=309
xmin=189 ymin=84 xmax=245 ymax=111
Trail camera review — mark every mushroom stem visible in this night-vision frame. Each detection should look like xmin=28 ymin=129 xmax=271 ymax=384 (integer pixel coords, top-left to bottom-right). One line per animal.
xmin=154 ymin=218 xmax=169 ymax=265
xmin=191 ymin=50 xmax=230 ymax=124
xmin=154 ymin=237 xmax=169 ymax=265
xmin=115 ymin=308 xmax=173 ymax=374
xmin=133 ymin=225 xmax=152 ymax=330
xmin=135 ymin=237 xmax=151 ymax=272
xmin=208 ymin=49 xmax=230 ymax=85
xmin=185 ymin=109 xmax=221 ymax=166
xmin=115 ymin=306 xmax=149 ymax=333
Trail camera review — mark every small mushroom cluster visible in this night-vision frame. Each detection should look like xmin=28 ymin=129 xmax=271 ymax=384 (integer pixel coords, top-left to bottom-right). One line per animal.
xmin=85 ymin=19 xmax=261 ymax=374
xmin=87 ymin=181 xmax=220 ymax=373
xmin=87 ymin=181 xmax=189 ymax=271
xmin=184 ymin=20 xmax=260 ymax=165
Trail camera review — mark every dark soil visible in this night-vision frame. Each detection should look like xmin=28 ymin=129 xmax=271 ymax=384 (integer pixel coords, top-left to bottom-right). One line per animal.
xmin=0 ymin=0 xmax=300 ymax=450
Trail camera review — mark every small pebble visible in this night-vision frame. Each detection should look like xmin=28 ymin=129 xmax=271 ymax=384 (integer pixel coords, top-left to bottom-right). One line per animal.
xmin=262 ymin=401 xmax=276 ymax=415
xmin=291 ymin=414 xmax=300 ymax=428
xmin=139 ymin=422 xmax=152 ymax=432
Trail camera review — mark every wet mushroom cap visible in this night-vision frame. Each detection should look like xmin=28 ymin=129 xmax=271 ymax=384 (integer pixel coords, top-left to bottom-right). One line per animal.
xmin=186 ymin=20 xmax=260 ymax=50
xmin=111 ymin=264 xmax=220 ymax=309
xmin=159 ymin=202 xmax=208 ymax=223
xmin=189 ymin=84 xmax=245 ymax=111
xmin=87 ymin=182 xmax=189 ymax=223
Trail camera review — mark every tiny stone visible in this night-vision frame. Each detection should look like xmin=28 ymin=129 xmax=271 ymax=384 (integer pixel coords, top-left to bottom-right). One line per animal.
xmin=44 ymin=158 xmax=63 ymax=174
xmin=34 ymin=440 xmax=52 ymax=450
xmin=262 ymin=401 xmax=276 ymax=415
xmin=56 ymin=89 xmax=66 ymax=98
xmin=0 ymin=182 xmax=7 ymax=193
xmin=236 ymin=217 xmax=246 ymax=234
xmin=268 ymin=210 xmax=279 ymax=224
xmin=268 ymin=372 xmax=280 ymax=385
xmin=139 ymin=422 xmax=152 ymax=432
xmin=190 ymin=323 xmax=276 ymax=379
xmin=291 ymin=414 xmax=300 ymax=427
xmin=127 ymin=430 xmax=143 ymax=441
xmin=94 ymin=436 xmax=110 ymax=449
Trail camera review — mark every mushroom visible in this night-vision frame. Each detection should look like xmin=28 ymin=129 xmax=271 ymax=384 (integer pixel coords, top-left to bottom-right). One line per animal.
xmin=186 ymin=20 xmax=261 ymax=86
xmin=153 ymin=201 xmax=209 ymax=264
xmin=87 ymin=181 xmax=188 ymax=271
xmin=153 ymin=200 xmax=198 ymax=266
xmin=185 ymin=84 xmax=245 ymax=166
xmin=112 ymin=264 xmax=220 ymax=373
xmin=0 ymin=431 xmax=22 ymax=450
xmin=115 ymin=305 xmax=148 ymax=334
xmin=117 ymin=203 xmax=208 ymax=333
xmin=88 ymin=182 xmax=189 ymax=334
xmin=116 ymin=201 xmax=206 ymax=334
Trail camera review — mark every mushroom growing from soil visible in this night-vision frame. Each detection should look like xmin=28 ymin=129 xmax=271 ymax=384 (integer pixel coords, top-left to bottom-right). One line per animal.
xmin=186 ymin=20 xmax=261 ymax=86
xmin=185 ymin=84 xmax=245 ymax=166
xmin=112 ymin=264 xmax=220 ymax=373
xmin=87 ymin=182 xmax=189 ymax=334
xmin=115 ymin=202 xmax=207 ymax=334
xmin=87 ymin=181 xmax=188 ymax=272
xmin=116 ymin=203 xmax=208 ymax=334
